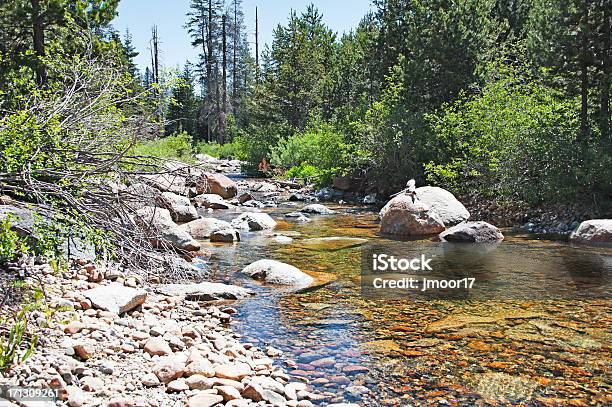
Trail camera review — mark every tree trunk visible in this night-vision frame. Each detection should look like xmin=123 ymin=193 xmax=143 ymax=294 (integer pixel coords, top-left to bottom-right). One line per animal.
xmin=31 ymin=0 xmax=46 ymax=86
xmin=600 ymin=0 xmax=610 ymax=143
xmin=221 ymin=14 xmax=228 ymax=144
xmin=206 ymin=0 xmax=214 ymax=143
xmin=580 ymin=0 xmax=590 ymax=142
xmin=232 ymin=0 xmax=238 ymax=109
xmin=255 ymin=6 xmax=259 ymax=85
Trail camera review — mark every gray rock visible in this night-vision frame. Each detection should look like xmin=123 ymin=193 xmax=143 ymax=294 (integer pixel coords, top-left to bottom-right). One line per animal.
xmin=241 ymin=259 xmax=314 ymax=288
xmin=379 ymin=195 xmax=445 ymax=236
xmin=135 ymin=207 xmax=200 ymax=251
xmin=195 ymin=173 xmax=238 ymax=199
xmin=194 ymin=194 xmax=232 ymax=210
xmin=83 ymin=283 xmax=146 ymax=314
xmin=570 ymin=219 xmax=612 ymax=246
xmin=231 ymin=212 xmax=277 ymax=231
xmin=0 ymin=205 xmax=36 ymax=238
xmin=413 ymin=186 xmax=469 ymax=226
xmin=210 ymin=228 xmax=240 ymax=242
xmin=141 ymin=173 xmax=188 ymax=195
xmin=157 ymin=192 xmax=198 ymax=222
xmin=439 ymin=221 xmax=504 ymax=243
xmin=180 ymin=218 xmax=231 ymax=239
xmin=300 ymin=204 xmax=335 ymax=215
xmin=155 ymin=282 xmax=254 ymax=301
xmin=363 ymin=194 xmax=377 ymax=205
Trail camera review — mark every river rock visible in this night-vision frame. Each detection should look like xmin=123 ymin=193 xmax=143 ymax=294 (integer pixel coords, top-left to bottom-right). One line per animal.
xmin=214 ymin=363 xmax=253 ymax=380
xmin=194 ymin=194 xmax=232 ymax=209
xmin=413 ymin=186 xmax=469 ymax=226
xmin=285 ymin=212 xmax=311 ymax=222
xmin=570 ymin=219 xmax=612 ymax=246
xmin=82 ymin=283 xmax=146 ymax=314
xmin=187 ymin=393 xmax=224 ymax=407
xmin=153 ymin=357 xmax=185 ymax=383
xmin=439 ymin=221 xmax=504 ymax=242
xmin=135 ymin=207 xmax=200 ymax=251
xmin=196 ymin=173 xmax=238 ymax=199
xmin=379 ymin=195 xmax=445 ymax=236
xmin=242 ymin=383 xmax=265 ymax=401
xmin=241 ymin=260 xmax=314 ymax=288
xmin=144 ymin=337 xmax=172 ymax=356
xmin=123 ymin=183 xmax=160 ymax=211
xmin=300 ymin=204 xmax=335 ymax=215
xmin=157 ymin=192 xmax=198 ymax=222
xmin=0 ymin=205 xmax=36 ymax=238
xmin=141 ymin=173 xmax=188 ymax=195
xmin=210 ymin=228 xmax=240 ymax=242
xmin=155 ymin=282 xmax=254 ymax=301
xmin=180 ymin=218 xmax=231 ymax=239
xmin=230 ymin=212 xmax=277 ymax=231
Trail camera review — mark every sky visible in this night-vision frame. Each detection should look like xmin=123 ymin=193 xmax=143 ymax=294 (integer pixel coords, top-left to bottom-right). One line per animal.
xmin=112 ymin=0 xmax=374 ymax=74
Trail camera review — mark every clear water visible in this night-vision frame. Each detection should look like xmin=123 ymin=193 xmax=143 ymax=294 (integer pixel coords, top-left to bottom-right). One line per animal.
xmin=198 ymin=204 xmax=612 ymax=406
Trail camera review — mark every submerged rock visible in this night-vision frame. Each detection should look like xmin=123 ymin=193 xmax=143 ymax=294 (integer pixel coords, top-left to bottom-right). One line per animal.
xmin=379 ymin=196 xmax=445 ymax=236
xmin=439 ymin=221 xmax=504 ymax=243
xmin=300 ymin=204 xmax=335 ymax=215
xmin=570 ymin=219 xmax=612 ymax=246
xmin=300 ymin=237 xmax=367 ymax=251
xmin=231 ymin=212 xmax=277 ymax=231
xmin=241 ymin=259 xmax=314 ymax=288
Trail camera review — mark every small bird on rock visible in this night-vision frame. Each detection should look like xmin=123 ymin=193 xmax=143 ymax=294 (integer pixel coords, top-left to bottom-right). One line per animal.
xmin=390 ymin=179 xmax=418 ymax=203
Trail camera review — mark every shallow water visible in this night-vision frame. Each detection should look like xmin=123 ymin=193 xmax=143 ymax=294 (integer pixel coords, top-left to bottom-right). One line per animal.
xmin=199 ymin=204 xmax=612 ymax=406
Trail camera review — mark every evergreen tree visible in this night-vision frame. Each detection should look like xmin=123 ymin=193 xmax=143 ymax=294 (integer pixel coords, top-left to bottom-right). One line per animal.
xmin=166 ymin=63 xmax=199 ymax=137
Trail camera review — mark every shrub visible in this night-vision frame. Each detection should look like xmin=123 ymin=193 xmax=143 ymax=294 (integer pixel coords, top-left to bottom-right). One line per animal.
xmin=132 ymin=132 xmax=194 ymax=163
xmin=0 ymin=217 xmax=27 ymax=264
xmin=195 ymin=141 xmax=243 ymax=159
xmin=425 ymin=62 xmax=582 ymax=204
xmin=234 ymin=122 xmax=292 ymax=172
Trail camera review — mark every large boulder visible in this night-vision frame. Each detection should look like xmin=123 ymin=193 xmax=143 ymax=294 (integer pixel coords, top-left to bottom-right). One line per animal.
xmin=210 ymin=228 xmax=240 ymax=243
xmin=0 ymin=205 xmax=36 ymax=238
xmin=196 ymin=173 xmax=237 ymax=199
xmin=241 ymin=259 xmax=314 ymax=288
xmin=180 ymin=218 xmax=231 ymax=239
xmin=193 ymin=194 xmax=232 ymax=210
xmin=83 ymin=283 xmax=147 ymax=314
xmin=379 ymin=196 xmax=445 ymax=236
xmin=141 ymin=173 xmax=188 ymax=195
xmin=300 ymin=204 xmax=335 ymax=215
xmin=157 ymin=192 xmax=198 ymax=222
xmin=135 ymin=207 xmax=200 ymax=251
xmin=155 ymin=282 xmax=254 ymax=301
xmin=412 ymin=186 xmax=469 ymax=226
xmin=570 ymin=219 xmax=612 ymax=246
xmin=123 ymin=183 xmax=160 ymax=211
xmin=231 ymin=213 xmax=277 ymax=231
xmin=439 ymin=221 xmax=504 ymax=243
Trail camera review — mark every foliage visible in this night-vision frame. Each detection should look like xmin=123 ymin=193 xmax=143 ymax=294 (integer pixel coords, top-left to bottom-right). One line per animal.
xmin=0 ymin=308 xmax=38 ymax=372
xmin=425 ymin=61 xmax=584 ymax=203
xmin=195 ymin=140 xmax=242 ymax=159
xmin=132 ymin=132 xmax=194 ymax=164
xmin=0 ymin=217 xmax=28 ymax=264
xmin=234 ymin=122 xmax=292 ymax=171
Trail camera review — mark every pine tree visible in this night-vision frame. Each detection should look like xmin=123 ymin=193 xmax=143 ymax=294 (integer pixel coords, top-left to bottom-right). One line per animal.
xmin=166 ymin=63 xmax=199 ymax=137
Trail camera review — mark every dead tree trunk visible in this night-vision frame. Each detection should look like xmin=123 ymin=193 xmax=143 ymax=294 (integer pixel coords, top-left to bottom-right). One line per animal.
xmin=31 ymin=0 xmax=46 ymax=86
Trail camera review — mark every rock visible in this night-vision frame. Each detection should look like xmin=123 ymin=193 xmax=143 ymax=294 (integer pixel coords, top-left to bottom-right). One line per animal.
xmin=272 ymin=235 xmax=293 ymax=244
xmin=230 ymin=212 xmax=277 ymax=231
xmin=180 ymin=218 xmax=231 ymax=239
xmin=107 ymin=398 xmax=134 ymax=407
xmin=157 ymin=192 xmax=198 ymax=222
xmin=194 ymin=194 xmax=232 ymax=210
xmin=81 ymin=376 xmax=103 ymax=392
xmin=242 ymin=383 xmax=264 ymax=401
xmin=185 ymin=360 xmax=215 ymax=378
xmin=300 ymin=237 xmax=367 ymax=251
xmin=64 ymin=321 xmax=85 ymax=335
xmin=167 ymin=378 xmax=189 ymax=392
xmin=345 ymin=385 xmax=369 ymax=397
xmin=412 ymin=186 xmax=469 ymax=226
xmin=141 ymin=373 xmax=160 ymax=387
xmin=185 ymin=374 xmax=213 ymax=390
xmin=73 ymin=342 xmax=95 ymax=359
xmin=123 ymin=183 xmax=160 ymax=211
xmin=237 ymin=192 xmax=253 ymax=204
xmin=363 ymin=194 xmax=377 ymax=205
xmin=82 ymin=283 xmax=146 ymax=315
xmin=285 ymin=212 xmax=311 ymax=222
xmin=570 ymin=219 xmax=612 ymax=246
xmin=379 ymin=195 xmax=445 ymax=236
xmin=289 ymin=193 xmax=304 ymax=202
xmin=144 ymin=337 xmax=172 ymax=356
xmin=216 ymin=385 xmax=241 ymax=401
xmin=135 ymin=207 xmax=200 ymax=251
xmin=196 ymin=153 xmax=218 ymax=163
xmin=439 ymin=221 xmax=504 ymax=242
xmin=251 ymin=181 xmax=278 ymax=192
xmin=155 ymin=282 xmax=254 ymax=301
xmin=210 ymin=228 xmax=240 ymax=242
xmin=196 ymin=173 xmax=238 ymax=199
xmin=153 ymin=357 xmax=185 ymax=383
xmin=241 ymin=260 xmax=314 ymax=288
xmin=262 ymin=389 xmax=287 ymax=404
xmin=187 ymin=393 xmax=224 ymax=407
xmin=0 ymin=205 xmax=36 ymax=238
xmin=141 ymin=173 xmax=188 ymax=195
xmin=214 ymin=363 xmax=253 ymax=381
xmin=300 ymin=204 xmax=335 ymax=215
xmin=249 ymin=376 xmax=285 ymax=394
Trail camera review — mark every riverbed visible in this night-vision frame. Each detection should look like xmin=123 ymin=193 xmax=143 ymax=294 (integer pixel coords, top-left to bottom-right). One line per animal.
xmin=198 ymin=203 xmax=611 ymax=406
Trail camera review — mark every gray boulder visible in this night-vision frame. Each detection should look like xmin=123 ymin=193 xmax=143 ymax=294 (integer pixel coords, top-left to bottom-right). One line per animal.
xmin=300 ymin=204 xmax=335 ymax=215
xmin=210 ymin=228 xmax=240 ymax=243
xmin=241 ymin=259 xmax=314 ymax=288
xmin=379 ymin=195 xmax=445 ymax=236
xmin=194 ymin=194 xmax=231 ymax=210
xmin=141 ymin=173 xmax=188 ymax=195
xmin=570 ymin=219 xmax=612 ymax=246
xmin=0 ymin=205 xmax=36 ymax=238
xmin=412 ymin=186 xmax=469 ymax=226
xmin=135 ymin=207 xmax=200 ymax=251
xmin=123 ymin=183 xmax=160 ymax=210
xmin=195 ymin=173 xmax=238 ymax=199
xmin=155 ymin=282 xmax=254 ymax=301
xmin=180 ymin=218 xmax=231 ymax=239
xmin=83 ymin=283 xmax=147 ymax=314
xmin=439 ymin=221 xmax=504 ymax=243
xmin=231 ymin=212 xmax=277 ymax=231
xmin=157 ymin=192 xmax=198 ymax=222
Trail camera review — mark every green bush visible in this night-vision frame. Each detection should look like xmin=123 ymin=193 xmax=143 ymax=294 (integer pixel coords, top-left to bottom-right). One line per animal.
xmin=132 ymin=132 xmax=194 ymax=163
xmin=195 ymin=141 xmax=243 ymax=159
xmin=270 ymin=122 xmax=348 ymax=184
xmin=425 ymin=61 xmax=582 ymax=204
xmin=234 ymin=122 xmax=292 ymax=172
xmin=0 ymin=217 xmax=27 ymax=264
